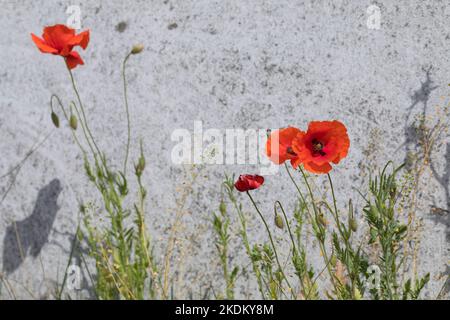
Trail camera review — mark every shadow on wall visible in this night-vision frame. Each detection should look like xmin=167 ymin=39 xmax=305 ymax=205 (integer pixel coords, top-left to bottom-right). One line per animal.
xmin=403 ymin=66 xmax=449 ymax=297
xmin=403 ymin=66 xmax=438 ymax=171
xmin=2 ymin=179 xmax=62 ymax=274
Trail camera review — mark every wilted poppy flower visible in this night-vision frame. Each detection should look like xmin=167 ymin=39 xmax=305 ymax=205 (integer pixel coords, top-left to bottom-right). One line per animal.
xmin=292 ymin=120 xmax=350 ymax=174
xmin=31 ymin=24 xmax=90 ymax=69
xmin=266 ymin=127 xmax=304 ymax=167
xmin=234 ymin=174 xmax=264 ymax=192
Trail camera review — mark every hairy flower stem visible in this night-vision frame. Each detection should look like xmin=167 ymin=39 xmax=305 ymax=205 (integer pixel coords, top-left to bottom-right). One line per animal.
xmin=326 ymin=173 xmax=357 ymax=297
xmin=325 ymin=174 xmax=352 ymax=254
xmin=297 ymin=167 xmax=341 ymax=296
xmin=50 ymin=95 xmax=88 ymax=157
xmin=122 ymin=52 xmax=132 ymax=175
xmin=227 ymin=187 xmax=266 ymax=298
xmin=66 ymin=65 xmax=103 ymax=162
xmin=274 ymin=201 xmax=297 ymax=254
xmin=274 ymin=200 xmax=308 ymax=296
xmin=246 ymin=191 xmax=295 ymax=298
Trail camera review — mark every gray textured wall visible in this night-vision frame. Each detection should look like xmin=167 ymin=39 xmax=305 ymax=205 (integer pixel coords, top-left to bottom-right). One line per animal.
xmin=0 ymin=0 xmax=449 ymax=299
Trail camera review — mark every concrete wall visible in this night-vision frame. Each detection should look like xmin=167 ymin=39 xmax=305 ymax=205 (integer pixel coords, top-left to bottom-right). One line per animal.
xmin=0 ymin=0 xmax=448 ymax=299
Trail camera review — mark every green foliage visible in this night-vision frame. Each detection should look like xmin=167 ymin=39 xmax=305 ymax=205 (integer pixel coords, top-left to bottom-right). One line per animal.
xmin=363 ymin=163 xmax=429 ymax=300
xmin=222 ymin=161 xmax=431 ymax=300
xmin=212 ymin=200 xmax=238 ymax=299
xmin=52 ymin=48 xmax=161 ymax=300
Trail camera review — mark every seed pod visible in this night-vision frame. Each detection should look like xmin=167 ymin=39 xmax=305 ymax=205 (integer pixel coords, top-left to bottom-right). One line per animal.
xmin=274 ymin=214 xmax=284 ymax=229
xmin=317 ymin=213 xmax=328 ymax=227
xmin=131 ymin=44 xmax=144 ymax=55
xmin=69 ymin=114 xmax=78 ymax=130
xmin=138 ymin=156 xmax=146 ymax=172
xmin=349 ymin=218 xmax=358 ymax=232
xmin=51 ymin=112 xmax=60 ymax=128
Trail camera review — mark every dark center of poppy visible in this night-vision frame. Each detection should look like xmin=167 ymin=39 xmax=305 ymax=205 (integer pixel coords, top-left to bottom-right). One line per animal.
xmin=312 ymin=139 xmax=326 ymax=156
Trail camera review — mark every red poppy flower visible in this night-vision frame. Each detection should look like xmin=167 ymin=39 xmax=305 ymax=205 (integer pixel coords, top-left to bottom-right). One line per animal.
xmin=266 ymin=127 xmax=304 ymax=167
xmin=31 ymin=24 xmax=90 ymax=69
xmin=291 ymin=121 xmax=350 ymax=174
xmin=234 ymin=175 xmax=264 ymax=192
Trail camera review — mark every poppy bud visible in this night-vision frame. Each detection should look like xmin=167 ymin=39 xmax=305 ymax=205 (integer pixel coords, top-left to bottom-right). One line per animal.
xmin=274 ymin=214 xmax=284 ymax=229
xmin=234 ymin=174 xmax=264 ymax=192
xmin=135 ymin=156 xmax=146 ymax=176
xmin=349 ymin=218 xmax=358 ymax=232
xmin=131 ymin=44 xmax=144 ymax=55
xmin=317 ymin=213 xmax=328 ymax=227
xmin=69 ymin=114 xmax=78 ymax=130
xmin=138 ymin=156 xmax=145 ymax=172
xmin=51 ymin=112 xmax=60 ymax=128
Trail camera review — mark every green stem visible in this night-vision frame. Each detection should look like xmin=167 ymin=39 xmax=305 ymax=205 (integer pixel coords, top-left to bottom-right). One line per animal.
xmin=50 ymin=95 xmax=89 ymax=158
xmin=298 ymin=166 xmax=341 ymax=296
xmin=122 ymin=53 xmax=132 ymax=175
xmin=57 ymin=224 xmax=80 ymax=299
xmin=326 ymin=173 xmax=351 ymax=249
xmin=246 ymin=191 xmax=295 ymax=298
xmin=274 ymin=201 xmax=297 ymax=255
xmin=229 ymin=193 xmax=266 ymax=299
xmin=275 ymin=200 xmax=309 ymax=297
xmin=327 ymin=172 xmax=357 ymax=297
xmin=66 ymin=65 xmax=102 ymax=160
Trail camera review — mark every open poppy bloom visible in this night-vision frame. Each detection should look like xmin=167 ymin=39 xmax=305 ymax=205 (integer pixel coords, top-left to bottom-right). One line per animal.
xmin=235 ymin=175 xmax=264 ymax=192
xmin=31 ymin=24 xmax=90 ymax=69
xmin=266 ymin=127 xmax=304 ymax=168
xmin=292 ymin=121 xmax=350 ymax=174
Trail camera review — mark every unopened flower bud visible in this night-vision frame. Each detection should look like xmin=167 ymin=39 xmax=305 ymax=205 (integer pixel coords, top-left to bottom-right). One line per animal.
xmin=131 ymin=44 xmax=144 ymax=55
xmin=317 ymin=213 xmax=328 ymax=227
xmin=349 ymin=218 xmax=358 ymax=232
xmin=138 ymin=156 xmax=145 ymax=172
xmin=135 ymin=156 xmax=146 ymax=176
xmin=51 ymin=112 xmax=60 ymax=128
xmin=69 ymin=114 xmax=78 ymax=130
xmin=274 ymin=214 xmax=284 ymax=229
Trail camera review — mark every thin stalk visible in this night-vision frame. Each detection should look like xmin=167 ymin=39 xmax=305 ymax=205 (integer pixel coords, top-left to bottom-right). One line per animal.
xmin=298 ymin=166 xmax=341 ymax=296
xmin=57 ymin=224 xmax=80 ymax=299
xmin=246 ymin=191 xmax=295 ymax=298
xmin=274 ymin=200 xmax=309 ymax=296
xmin=274 ymin=201 xmax=297 ymax=255
xmin=50 ymin=95 xmax=90 ymax=158
xmin=122 ymin=52 xmax=132 ymax=175
xmin=327 ymin=172 xmax=359 ymax=297
xmin=66 ymin=65 xmax=102 ymax=160
xmin=228 ymin=193 xmax=266 ymax=299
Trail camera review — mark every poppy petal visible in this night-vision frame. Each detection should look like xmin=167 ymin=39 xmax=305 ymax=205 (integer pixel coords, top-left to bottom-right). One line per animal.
xmin=234 ymin=174 xmax=264 ymax=192
xmin=266 ymin=127 xmax=303 ymax=165
xmin=43 ymin=24 xmax=76 ymax=53
xmin=31 ymin=33 xmax=58 ymax=54
xmin=69 ymin=30 xmax=90 ymax=49
xmin=66 ymin=51 xmax=84 ymax=69
xmin=303 ymin=161 xmax=332 ymax=174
